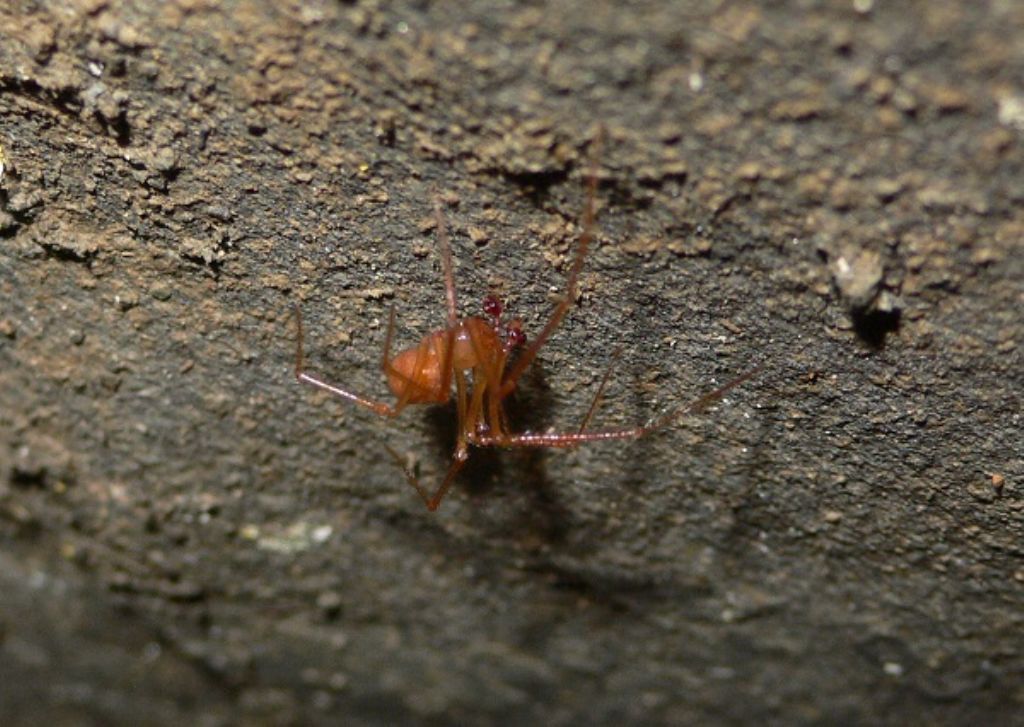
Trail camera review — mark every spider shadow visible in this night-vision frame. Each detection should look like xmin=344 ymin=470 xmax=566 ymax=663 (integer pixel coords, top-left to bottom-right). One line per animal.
xmin=420 ymin=361 xmax=573 ymax=544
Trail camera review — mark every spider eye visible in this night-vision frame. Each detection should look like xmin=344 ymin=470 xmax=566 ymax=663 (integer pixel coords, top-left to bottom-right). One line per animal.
xmin=483 ymin=295 xmax=502 ymax=318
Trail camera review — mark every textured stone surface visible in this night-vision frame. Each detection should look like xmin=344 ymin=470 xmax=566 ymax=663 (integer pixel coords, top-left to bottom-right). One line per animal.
xmin=1 ymin=1 xmax=1022 ymax=724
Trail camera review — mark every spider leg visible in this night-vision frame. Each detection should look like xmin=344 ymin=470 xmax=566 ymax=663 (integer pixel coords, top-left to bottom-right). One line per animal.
xmin=500 ymin=126 xmax=605 ymax=398
xmin=435 ymin=197 xmax=459 ymax=328
xmin=577 ymin=345 xmax=623 ymax=434
xmin=385 ymin=444 xmax=469 ymax=512
xmin=383 ymin=362 xmax=473 ymax=511
xmin=378 ymin=305 xmax=421 ymax=412
xmin=430 ymin=199 xmax=457 ymax=404
xmin=379 ymin=304 xmax=397 ymax=371
xmin=293 ymin=306 xmax=397 ymax=417
xmin=642 ymin=364 xmax=762 ymax=431
xmin=378 ymin=304 xmax=420 ymax=411
xmin=473 ymin=428 xmax=643 ymax=449
xmin=476 ymin=365 xmax=761 ymax=448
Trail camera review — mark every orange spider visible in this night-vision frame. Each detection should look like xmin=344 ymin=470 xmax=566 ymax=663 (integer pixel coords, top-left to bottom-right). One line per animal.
xmin=294 ymin=132 xmax=758 ymax=510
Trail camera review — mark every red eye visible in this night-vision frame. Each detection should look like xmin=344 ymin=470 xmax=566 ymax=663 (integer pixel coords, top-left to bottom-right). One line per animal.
xmin=483 ymin=295 xmax=502 ymax=318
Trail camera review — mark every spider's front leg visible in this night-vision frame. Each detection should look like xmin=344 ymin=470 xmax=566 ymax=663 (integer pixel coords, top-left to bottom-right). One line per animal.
xmin=292 ymin=306 xmax=399 ymax=417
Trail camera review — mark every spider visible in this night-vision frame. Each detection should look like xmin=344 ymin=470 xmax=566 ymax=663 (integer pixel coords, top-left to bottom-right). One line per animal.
xmin=293 ymin=132 xmax=758 ymax=511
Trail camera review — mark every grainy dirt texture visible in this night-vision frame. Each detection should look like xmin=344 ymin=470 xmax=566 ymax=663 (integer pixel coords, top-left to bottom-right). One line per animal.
xmin=2 ymin=1 xmax=1022 ymax=725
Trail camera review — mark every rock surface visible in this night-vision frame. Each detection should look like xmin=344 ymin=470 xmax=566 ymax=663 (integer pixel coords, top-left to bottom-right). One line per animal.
xmin=1 ymin=1 xmax=1022 ymax=724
